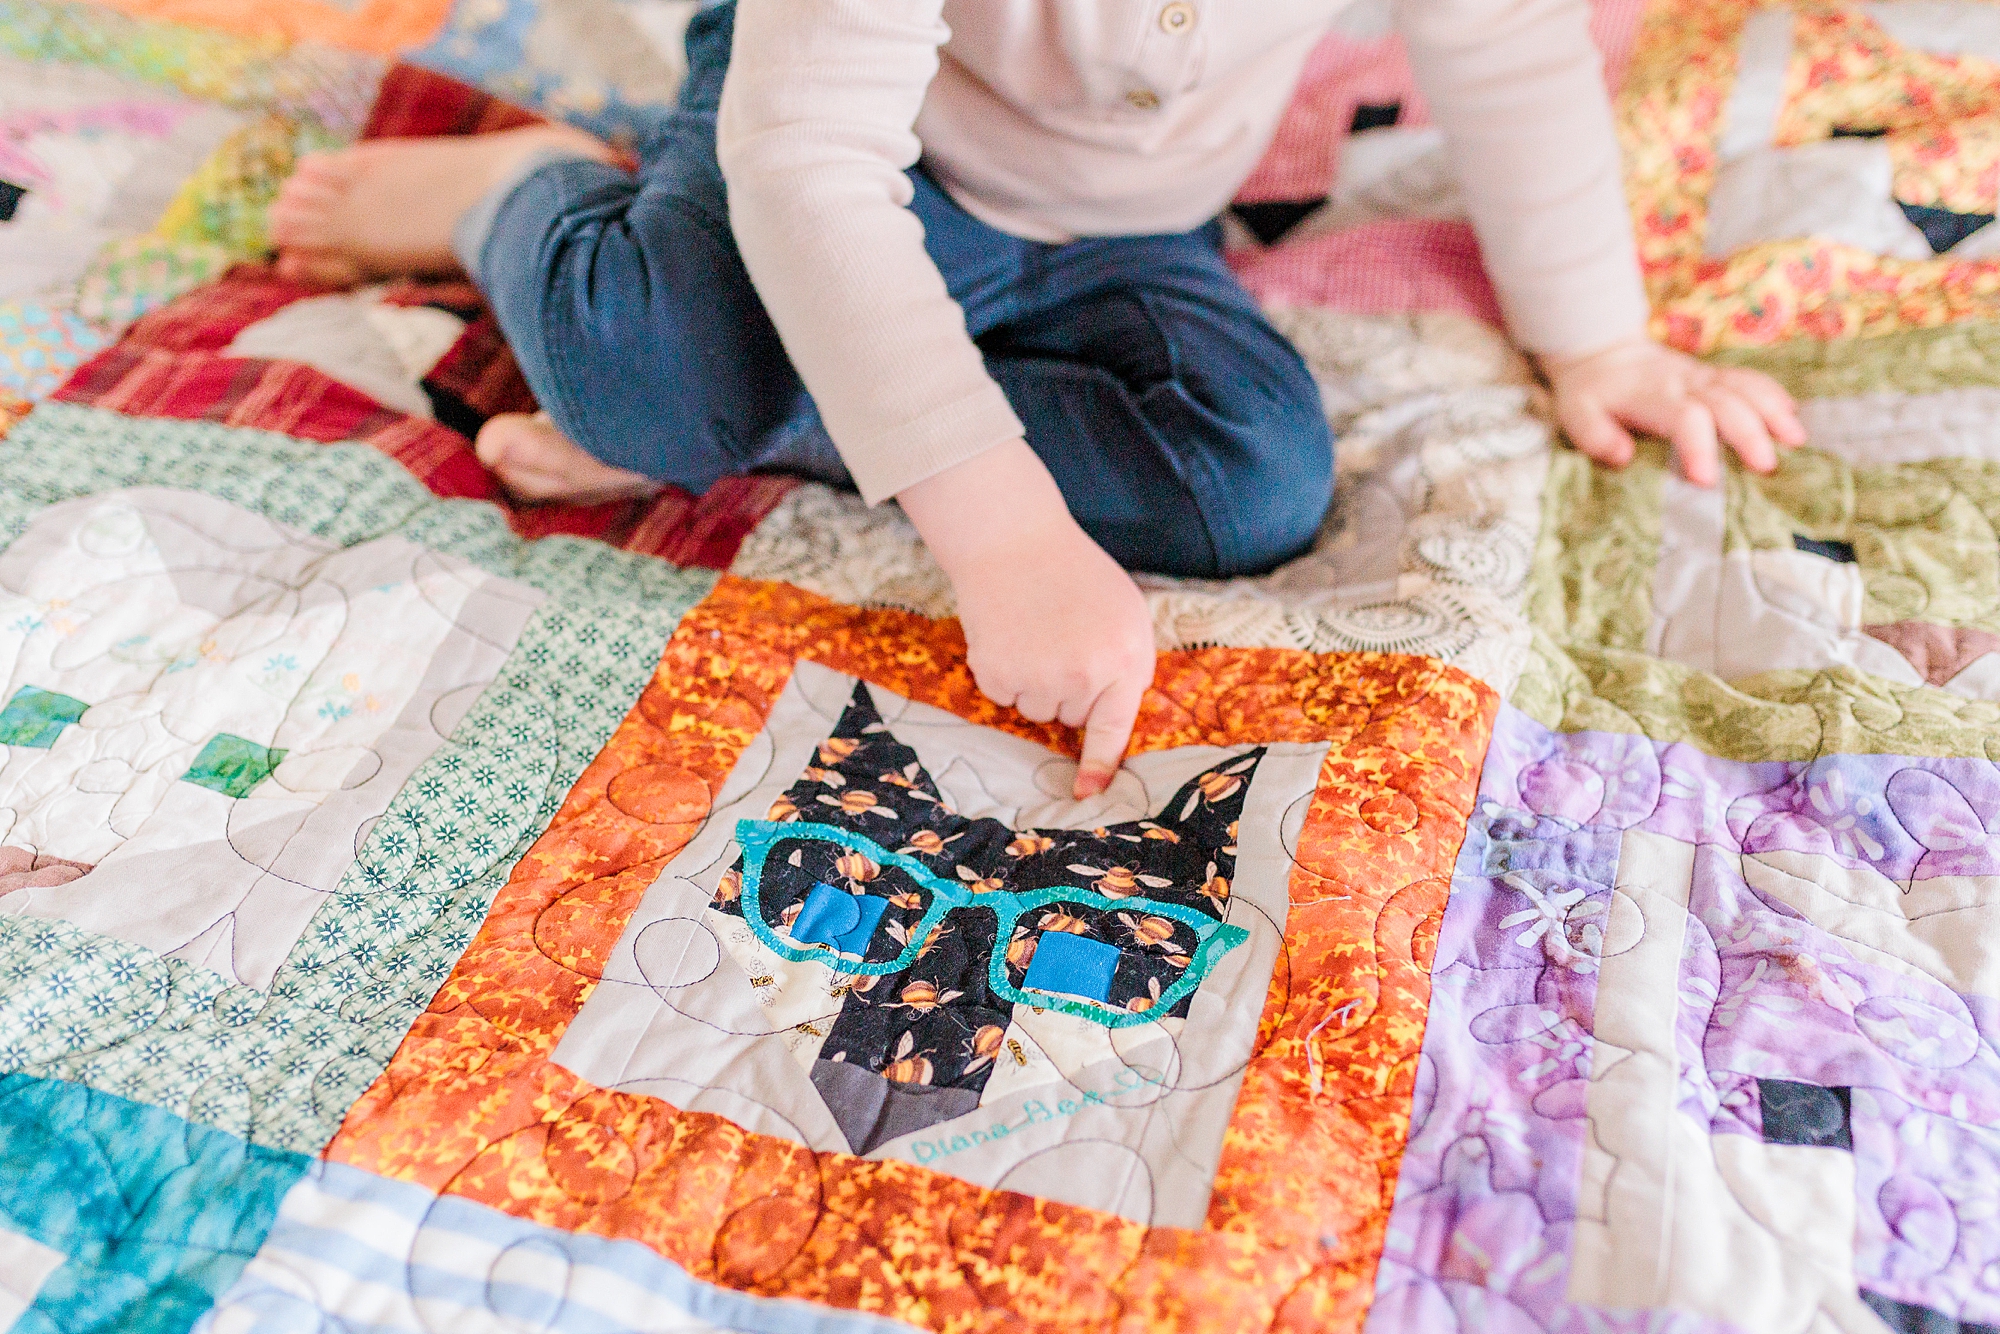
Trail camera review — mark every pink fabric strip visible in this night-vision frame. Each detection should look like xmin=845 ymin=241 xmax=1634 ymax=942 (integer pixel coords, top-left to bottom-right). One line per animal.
xmin=1228 ymin=217 xmax=1505 ymax=327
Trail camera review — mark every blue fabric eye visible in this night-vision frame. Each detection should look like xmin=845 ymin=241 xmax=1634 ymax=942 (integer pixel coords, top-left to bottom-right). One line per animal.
xmin=1022 ymin=932 xmax=1121 ymax=1004
xmin=792 ymin=882 xmax=889 ymax=957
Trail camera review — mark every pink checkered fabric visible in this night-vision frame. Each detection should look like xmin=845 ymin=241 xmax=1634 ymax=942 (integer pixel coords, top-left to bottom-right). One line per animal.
xmin=1229 ymin=217 xmax=1504 ymax=326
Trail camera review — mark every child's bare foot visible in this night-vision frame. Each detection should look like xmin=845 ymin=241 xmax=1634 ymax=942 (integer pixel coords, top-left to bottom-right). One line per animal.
xmin=475 ymin=412 xmax=661 ymax=505
xmin=270 ymin=125 xmax=616 ymax=289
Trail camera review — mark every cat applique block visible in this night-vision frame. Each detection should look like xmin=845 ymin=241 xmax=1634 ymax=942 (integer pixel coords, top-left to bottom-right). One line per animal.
xmin=551 ymin=660 xmax=1329 ymax=1226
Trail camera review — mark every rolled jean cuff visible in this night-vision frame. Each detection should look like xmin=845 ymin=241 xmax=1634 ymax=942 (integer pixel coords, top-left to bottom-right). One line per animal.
xmin=449 ymin=146 xmax=602 ymax=277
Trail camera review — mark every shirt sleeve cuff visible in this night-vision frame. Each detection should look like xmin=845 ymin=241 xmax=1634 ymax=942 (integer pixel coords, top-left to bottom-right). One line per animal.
xmin=1496 ymin=258 xmax=1654 ymax=360
xmin=839 ymin=379 xmax=1027 ymax=505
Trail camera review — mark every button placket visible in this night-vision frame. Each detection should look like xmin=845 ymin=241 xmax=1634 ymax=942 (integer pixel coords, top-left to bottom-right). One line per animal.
xmin=1116 ymin=0 xmax=1202 ymax=116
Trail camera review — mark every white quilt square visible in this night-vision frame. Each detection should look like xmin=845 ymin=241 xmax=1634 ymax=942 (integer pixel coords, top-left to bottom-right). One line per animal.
xmin=0 ymin=490 xmax=543 ymax=990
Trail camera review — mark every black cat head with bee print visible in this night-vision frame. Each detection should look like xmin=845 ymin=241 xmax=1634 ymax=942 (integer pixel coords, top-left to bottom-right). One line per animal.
xmin=712 ymin=681 xmax=1260 ymax=1152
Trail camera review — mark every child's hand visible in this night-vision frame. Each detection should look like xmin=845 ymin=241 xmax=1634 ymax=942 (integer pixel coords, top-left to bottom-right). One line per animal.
xmin=1542 ymin=337 xmax=1806 ymax=487
xmin=897 ymin=441 xmax=1156 ymax=800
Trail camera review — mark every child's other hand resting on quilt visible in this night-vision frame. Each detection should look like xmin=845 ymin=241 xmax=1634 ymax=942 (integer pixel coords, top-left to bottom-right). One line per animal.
xmin=1542 ymin=336 xmax=1807 ymax=488
xmin=896 ymin=440 xmax=1155 ymax=804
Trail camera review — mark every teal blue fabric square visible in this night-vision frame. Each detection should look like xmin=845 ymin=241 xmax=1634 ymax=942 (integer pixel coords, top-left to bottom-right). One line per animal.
xmin=0 ymin=685 xmax=88 ymax=749
xmin=792 ymin=883 xmax=889 ymax=958
xmin=180 ymin=735 xmax=287 ymax=799
xmin=0 ymin=1072 xmax=308 ymax=1334
xmin=1022 ymin=932 xmax=1120 ymax=1004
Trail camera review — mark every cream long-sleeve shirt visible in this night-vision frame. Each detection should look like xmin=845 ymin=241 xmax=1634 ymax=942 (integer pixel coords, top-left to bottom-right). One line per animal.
xmin=715 ymin=0 xmax=1648 ymax=506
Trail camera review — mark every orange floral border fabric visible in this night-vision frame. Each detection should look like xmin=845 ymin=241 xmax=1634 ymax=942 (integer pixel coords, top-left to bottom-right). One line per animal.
xmin=85 ymin=0 xmax=453 ymax=56
xmin=327 ymin=577 xmax=1497 ymax=1334
xmin=1624 ymin=0 xmax=2000 ymax=351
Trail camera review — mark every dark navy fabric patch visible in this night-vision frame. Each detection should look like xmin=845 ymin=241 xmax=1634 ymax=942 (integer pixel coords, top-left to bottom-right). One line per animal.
xmin=1758 ymin=1078 xmax=1853 ymax=1151
xmin=1899 ymin=201 xmax=1997 ymax=254
xmin=1794 ymin=534 xmax=1859 ymax=563
xmin=1229 ymin=199 xmax=1327 ymax=246
xmin=1350 ymin=101 xmax=1402 ymax=133
xmin=0 ymin=180 xmax=24 ymax=223
xmin=421 ymin=381 xmax=487 ymax=441
xmin=1862 ymin=1288 xmax=2000 ymax=1334
xmin=810 ymin=1058 xmax=980 ymax=1156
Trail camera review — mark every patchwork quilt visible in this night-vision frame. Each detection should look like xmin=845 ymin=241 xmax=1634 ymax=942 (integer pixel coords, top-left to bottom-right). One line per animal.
xmin=7 ymin=1 xmax=2000 ymax=1332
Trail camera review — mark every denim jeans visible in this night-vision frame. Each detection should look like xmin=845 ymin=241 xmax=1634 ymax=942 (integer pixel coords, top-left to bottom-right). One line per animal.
xmin=469 ymin=2 xmax=1335 ymax=578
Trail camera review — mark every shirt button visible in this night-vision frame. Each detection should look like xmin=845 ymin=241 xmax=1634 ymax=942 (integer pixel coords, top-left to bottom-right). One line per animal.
xmin=1126 ymin=88 xmax=1162 ymax=110
xmin=1159 ymin=2 xmax=1196 ymax=33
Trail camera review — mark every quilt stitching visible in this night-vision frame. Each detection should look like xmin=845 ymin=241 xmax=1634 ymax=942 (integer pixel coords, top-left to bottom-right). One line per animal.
xmin=1374 ymin=702 xmax=2000 ymax=1331
xmin=0 ymin=1071 xmax=310 ymax=1332
xmin=0 ymin=405 xmax=712 ymax=1153
xmin=1519 ymin=412 xmax=2000 ymax=760
xmin=19 ymin=3 xmax=2000 ymax=1331
xmin=324 ymin=576 xmax=1495 ymax=1333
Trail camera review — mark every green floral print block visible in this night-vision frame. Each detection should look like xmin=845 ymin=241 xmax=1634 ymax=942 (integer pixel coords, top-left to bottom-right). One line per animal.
xmin=180 ymin=735 xmax=287 ymax=799
xmin=0 ymin=686 xmax=88 ymax=749
xmin=1712 ymin=320 xmax=2000 ymax=399
xmin=1525 ymin=438 xmax=1669 ymax=654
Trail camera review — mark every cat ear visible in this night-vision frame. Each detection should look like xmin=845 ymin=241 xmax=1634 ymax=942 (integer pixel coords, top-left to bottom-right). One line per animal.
xmin=784 ymin=696 xmax=963 ymax=844
xmin=828 ymin=681 xmax=887 ymax=742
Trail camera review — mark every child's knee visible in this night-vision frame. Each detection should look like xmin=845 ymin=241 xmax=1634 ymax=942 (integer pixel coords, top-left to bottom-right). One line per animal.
xmin=1211 ymin=397 xmax=1334 ymax=577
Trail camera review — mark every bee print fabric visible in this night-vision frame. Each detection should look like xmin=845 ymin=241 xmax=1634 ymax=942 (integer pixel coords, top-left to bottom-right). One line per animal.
xmin=714 ymin=680 xmax=1256 ymax=1107
xmin=547 ymin=660 xmax=1332 ymax=1226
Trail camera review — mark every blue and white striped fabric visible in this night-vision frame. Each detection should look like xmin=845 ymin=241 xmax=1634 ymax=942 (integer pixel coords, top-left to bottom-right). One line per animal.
xmin=197 ymin=1160 xmax=919 ymax=1334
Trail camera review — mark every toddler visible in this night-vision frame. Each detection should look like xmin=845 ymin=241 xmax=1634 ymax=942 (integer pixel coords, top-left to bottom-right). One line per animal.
xmin=270 ymin=0 xmax=1803 ymax=795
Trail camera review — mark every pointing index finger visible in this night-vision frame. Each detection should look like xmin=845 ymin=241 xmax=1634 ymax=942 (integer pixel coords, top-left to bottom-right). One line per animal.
xmin=1074 ymin=674 xmax=1146 ymax=800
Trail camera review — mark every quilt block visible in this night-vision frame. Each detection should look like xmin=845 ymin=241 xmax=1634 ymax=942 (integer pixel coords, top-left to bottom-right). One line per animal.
xmin=554 ymin=663 xmax=1325 ymax=1227
xmin=1375 ymin=701 xmax=2000 ymax=1332
xmin=0 ymin=486 xmax=544 ymax=993
xmin=0 ymin=402 xmax=714 ymax=1162
xmin=324 ymin=577 xmax=1495 ymax=1331
xmin=10 ymin=0 xmax=2000 ymax=1332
